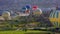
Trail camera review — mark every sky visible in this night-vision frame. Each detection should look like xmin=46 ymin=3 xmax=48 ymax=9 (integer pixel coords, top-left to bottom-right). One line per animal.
xmin=0 ymin=0 xmax=60 ymax=16
xmin=0 ymin=0 xmax=60 ymax=10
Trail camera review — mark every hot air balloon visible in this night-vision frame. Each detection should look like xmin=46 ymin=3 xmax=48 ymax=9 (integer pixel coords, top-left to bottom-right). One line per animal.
xmin=25 ymin=5 xmax=31 ymax=14
xmin=32 ymin=5 xmax=38 ymax=10
xmin=49 ymin=9 xmax=60 ymax=27
xmin=20 ymin=6 xmax=30 ymax=16
xmin=22 ymin=7 xmax=27 ymax=11
xmin=2 ymin=11 xmax=11 ymax=20
xmin=21 ymin=7 xmax=27 ymax=13
xmin=32 ymin=5 xmax=42 ymax=16
xmin=25 ymin=5 xmax=31 ymax=9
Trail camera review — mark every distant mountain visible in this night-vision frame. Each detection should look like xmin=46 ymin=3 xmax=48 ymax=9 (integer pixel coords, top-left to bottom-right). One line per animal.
xmin=0 ymin=0 xmax=60 ymax=10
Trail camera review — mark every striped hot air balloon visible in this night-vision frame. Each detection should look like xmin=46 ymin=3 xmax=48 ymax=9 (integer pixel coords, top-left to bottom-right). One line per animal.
xmin=49 ymin=10 xmax=60 ymax=27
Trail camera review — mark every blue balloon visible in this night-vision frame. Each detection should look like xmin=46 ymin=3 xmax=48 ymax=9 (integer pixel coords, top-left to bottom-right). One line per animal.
xmin=25 ymin=5 xmax=31 ymax=9
xmin=22 ymin=7 xmax=27 ymax=10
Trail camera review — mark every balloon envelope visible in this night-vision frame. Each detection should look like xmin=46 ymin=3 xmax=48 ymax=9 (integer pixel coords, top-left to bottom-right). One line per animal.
xmin=32 ymin=5 xmax=38 ymax=10
xmin=25 ymin=5 xmax=31 ymax=9
xmin=22 ymin=7 xmax=27 ymax=10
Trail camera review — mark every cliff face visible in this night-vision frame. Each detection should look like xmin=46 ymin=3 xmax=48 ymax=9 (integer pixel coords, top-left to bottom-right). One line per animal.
xmin=0 ymin=0 xmax=60 ymax=10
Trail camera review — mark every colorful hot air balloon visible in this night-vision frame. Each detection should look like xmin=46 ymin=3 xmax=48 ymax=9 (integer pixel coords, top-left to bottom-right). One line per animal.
xmin=32 ymin=5 xmax=38 ymax=10
xmin=25 ymin=5 xmax=31 ymax=9
xmin=32 ymin=5 xmax=42 ymax=16
xmin=25 ymin=10 xmax=30 ymax=14
xmin=49 ymin=10 xmax=60 ymax=27
xmin=24 ymin=5 xmax=31 ymax=14
xmin=21 ymin=7 xmax=27 ymax=13
xmin=22 ymin=5 xmax=30 ymax=14
xmin=22 ymin=7 xmax=27 ymax=11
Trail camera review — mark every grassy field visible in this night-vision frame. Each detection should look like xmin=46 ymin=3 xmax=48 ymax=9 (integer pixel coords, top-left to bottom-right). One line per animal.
xmin=0 ymin=30 xmax=56 ymax=34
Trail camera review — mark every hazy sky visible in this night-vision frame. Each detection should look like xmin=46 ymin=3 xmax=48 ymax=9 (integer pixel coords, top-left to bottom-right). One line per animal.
xmin=0 ymin=0 xmax=60 ymax=10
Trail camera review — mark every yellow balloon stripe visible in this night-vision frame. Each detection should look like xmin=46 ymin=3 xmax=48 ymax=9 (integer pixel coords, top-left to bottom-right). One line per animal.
xmin=49 ymin=10 xmax=60 ymax=27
